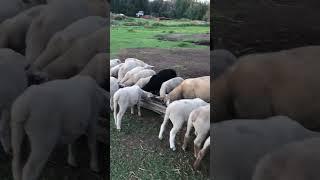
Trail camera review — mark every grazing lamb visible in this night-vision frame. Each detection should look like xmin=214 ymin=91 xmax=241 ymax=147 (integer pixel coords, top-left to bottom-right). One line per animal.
xmin=122 ymin=69 xmax=156 ymax=87
xmin=159 ymin=77 xmax=184 ymax=98
xmin=117 ymin=60 xmax=150 ymax=81
xmin=110 ymin=77 xmax=119 ymax=111
xmin=120 ymin=65 xmax=153 ymax=84
xmin=110 ymin=63 xmax=123 ymax=78
xmin=158 ymin=98 xmax=208 ymax=151
xmin=164 ymin=76 xmax=210 ymax=106
xmin=193 ymin=136 xmax=210 ymax=170
xmin=135 ymin=76 xmax=152 ymax=88
xmin=252 ymin=137 xmax=320 ymax=180
xmin=11 ymin=76 xmax=108 ymax=180
xmin=211 ymin=116 xmax=318 ymax=180
xmin=213 ymin=46 xmax=320 ymax=130
xmin=110 ymin=59 xmax=121 ymax=68
xmin=182 ymin=104 xmax=210 ymax=157
xmin=113 ymin=85 xmax=153 ymax=131
xmin=142 ymin=69 xmax=177 ymax=95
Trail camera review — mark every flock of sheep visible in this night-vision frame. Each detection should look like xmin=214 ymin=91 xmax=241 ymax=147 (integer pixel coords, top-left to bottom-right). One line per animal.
xmin=0 ymin=0 xmax=108 ymax=180
xmin=213 ymin=46 xmax=320 ymax=180
xmin=110 ymin=58 xmax=210 ymax=169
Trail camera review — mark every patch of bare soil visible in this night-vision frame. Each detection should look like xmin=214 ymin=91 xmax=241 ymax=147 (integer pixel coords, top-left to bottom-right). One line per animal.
xmin=156 ymin=33 xmax=210 ymax=46
xmin=118 ymin=48 xmax=210 ymax=78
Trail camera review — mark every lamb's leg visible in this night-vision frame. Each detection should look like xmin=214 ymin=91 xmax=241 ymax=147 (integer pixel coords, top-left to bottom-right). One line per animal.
xmin=169 ymin=120 xmax=184 ymax=151
xmin=182 ymin=115 xmax=194 ymax=151
xmin=116 ymin=105 xmax=127 ymax=131
xmin=159 ymin=112 xmax=170 ymax=140
xmin=22 ymin=133 xmax=56 ymax=180
xmin=67 ymin=143 xmax=78 ymax=167
xmin=110 ymin=96 xmax=113 ymax=111
xmin=193 ymin=133 xmax=207 ymax=158
xmin=11 ymin=123 xmax=25 ymax=180
xmin=193 ymin=137 xmax=210 ymax=170
xmin=137 ymin=101 xmax=141 ymax=117
xmin=130 ymin=106 xmax=134 ymax=115
xmin=88 ymin=122 xmax=99 ymax=172
xmin=0 ymin=109 xmax=10 ymax=154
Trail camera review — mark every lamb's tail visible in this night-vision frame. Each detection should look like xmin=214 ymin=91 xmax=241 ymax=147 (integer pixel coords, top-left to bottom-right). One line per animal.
xmin=113 ymin=92 xmax=119 ymax=124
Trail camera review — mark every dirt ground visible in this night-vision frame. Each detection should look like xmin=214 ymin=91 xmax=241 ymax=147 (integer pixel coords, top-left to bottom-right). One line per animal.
xmin=213 ymin=0 xmax=320 ymax=57
xmin=118 ymin=48 xmax=210 ymax=78
xmin=156 ymin=33 xmax=210 ymax=46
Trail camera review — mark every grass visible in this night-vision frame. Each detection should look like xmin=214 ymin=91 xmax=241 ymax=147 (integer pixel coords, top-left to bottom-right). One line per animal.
xmin=111 ymin=18 xmax=209 ymax=58
xmin=110 ymin=109 xmax=208 ymax=180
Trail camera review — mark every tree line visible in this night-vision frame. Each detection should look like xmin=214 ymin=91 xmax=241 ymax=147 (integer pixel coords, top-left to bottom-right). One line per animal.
xmin=110 ymin=0 xmax=210 ymax=21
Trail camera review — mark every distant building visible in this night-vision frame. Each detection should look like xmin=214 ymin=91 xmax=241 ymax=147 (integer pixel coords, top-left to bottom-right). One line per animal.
xmin=136 ymin=11 xmax=144 ymax=18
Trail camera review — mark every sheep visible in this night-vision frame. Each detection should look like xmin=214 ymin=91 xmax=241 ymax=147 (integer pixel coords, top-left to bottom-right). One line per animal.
xmin=193 ymin=136 xmax=210 ymax=170
xmin=117 ymin=60 xmax=150 ymax=81
xmin=158 ymin=98 xmax=208 ymax=151
xmin=164 ymin=76 xmax=210 ymax=106
xmin=211 ymin=116 xmax=318 ymax=180
xmin=252 ymin=137 xmax=320 ymax=180
xmin=122 ymin=69 xmax=156 ymax=87
xmin=159 ymin=77 xmax=184 ymax=98
xmin=120 ymin=65 xmax=153 ymax=84
xmin=182 ymin=104 xmax=210 ymax=157
xmin=11 ymin=76 xmax=108 ymax=180
xmin=135 ymin=76 xmax=152 ymax=88
xmin=124 ymin=58 xmax=145 ymax=64
xmin=110 ymin=63 xmax=123 ymax=78
xmin=113 ymin=85 xmax=153 ymax=131
xmin=142 ymin=69 xmax=177 ymax=95
xmin=110 ymin=77 xmax=119 ymax=111
xmin=110 ymin=59 xmax=121 ymax=68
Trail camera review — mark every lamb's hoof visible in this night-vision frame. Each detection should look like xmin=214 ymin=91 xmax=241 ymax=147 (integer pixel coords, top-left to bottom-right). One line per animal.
xmin=117 ymin=129 xmax=121 ymax=132
xmin=171 ymin=147 xmax=176 ymax=151
xmin=138 ymin=114 xmax=141 ymax=117
xmin=182 ymin=146 xmax=186 ymax=151
xmin=68 ymin=160 xmax=78 ymax=168
xmin=90 ymin=164 xmax=100 ymax=173
xmin=158 ymin=136 xmax=163 ymax=140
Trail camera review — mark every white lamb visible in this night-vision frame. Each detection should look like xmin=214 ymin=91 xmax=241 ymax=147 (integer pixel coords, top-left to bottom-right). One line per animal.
xmin=120 ymin=65 xmax=153 ymax=84
xmin=135 ymin=76 xmax=152 ymax=88
xmin=159 ymin=77 xmax=184 ymax=98
xmin=158 ymin=98 xmax=208 ymax=151
xmin=110 ymin=59 xmax=121 ymax=68
xmin=113 ymin=85 xmax=153 ymax=131
xmin=125 ymin=58 xmax=145 ymax=64
xmin=193 ymin=136 xmax=210 ymax=169
xmin=182 ymin=104 xmax=210 ymax=157
xmin=110 ymin=77 xmax=119 ymax=110
xmin=118 ymin=61 xmax=151 ymax=81
xmin=122 ymin=69 xmax=156 ymax=87
xmin=110 ymin=63 xmax=123 ymax=78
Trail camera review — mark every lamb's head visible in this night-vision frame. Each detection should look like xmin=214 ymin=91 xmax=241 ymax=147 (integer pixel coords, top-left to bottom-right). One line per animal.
xmin=141 ymin=90 xmax=154 ymax=99
xmin=164 ymin=94 xmax=171 ymax=106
